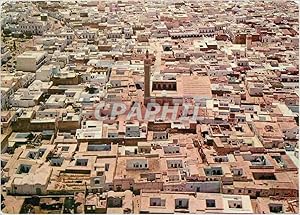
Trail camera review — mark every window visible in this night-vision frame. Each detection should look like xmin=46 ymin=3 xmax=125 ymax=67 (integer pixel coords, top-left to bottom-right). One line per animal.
xmin=269 ymin=204 xmax=283 ymax=213
xmin=150 ymin=198 xmax=165 ymax=207
xmin=62 ymin=146 xmax=69 ymax=151
xmin=175 ymin=199 xmax=189 ymax=209
xmin=76 ymin=159 xmax=88 ymax=166
xmin=228 ymin=200 xmax=242 ymax=209
xmin=206 ymin=199 xmax=216 ymax=208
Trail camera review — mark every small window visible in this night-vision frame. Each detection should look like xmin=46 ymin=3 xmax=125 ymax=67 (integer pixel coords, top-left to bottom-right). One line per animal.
xmin=269 ymin=204 xmax=283 ymax=213
xmin=206 ymin=199 xmax=216 ymax=208
xmin=76 ymin=159 xmax=88 ymax=166
xmin=61 ymin=146 xmax=69 ymax=151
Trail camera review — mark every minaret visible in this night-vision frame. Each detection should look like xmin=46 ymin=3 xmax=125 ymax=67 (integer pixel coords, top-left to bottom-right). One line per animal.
xmin=246 ymin=34 xmax=252 ymax=50
xmin=144 ymin=50 xmax=151 ymax=103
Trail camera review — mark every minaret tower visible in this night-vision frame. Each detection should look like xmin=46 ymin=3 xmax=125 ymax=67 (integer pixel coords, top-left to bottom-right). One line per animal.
xmin=144 ymin=50 xmax=151 ymax=103
xmin=246 ymin=34 xmax=252 ymax=50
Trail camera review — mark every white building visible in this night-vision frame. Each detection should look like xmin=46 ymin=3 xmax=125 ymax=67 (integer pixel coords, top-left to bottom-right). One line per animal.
xmin=45 ymin=95 xmax=66 ymax=108
xmin=16 ymin=51 xmax=47 ymax=72
xmin=76 ymin=28 xmax=98 ymax=40
xmin=76 ymin=120 xmax=103 ymax=141
xmin=152 ymin=23 xmax=169 ymax=38
xmin=28 ymin=80 xmax=53 ymax=93
xmin=18 ymin=21 xmax=49 ymax=35
xmin=107 ymin=29 xmax=122 ymax=39
xmin=10 ymin=88 xmax=43 ymax=107
xmin=36 ymin=64 xmax=60 ymax=81
xmin=44 ymin=29 xmax=75 ymax=44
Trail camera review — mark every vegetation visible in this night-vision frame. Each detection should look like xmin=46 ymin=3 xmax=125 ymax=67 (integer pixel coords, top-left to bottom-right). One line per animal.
xmin=24 ymin=31 xmax=33 ymax=39
xmin=3 ymin=29 xmax=11 ymax=35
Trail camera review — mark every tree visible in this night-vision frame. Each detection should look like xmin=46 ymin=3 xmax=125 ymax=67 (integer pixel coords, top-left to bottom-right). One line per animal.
xmin=27 ymin=132 xmax=35 ymax=140
xmin=3 ymin=29 xmax=11 ymax=35
xmin=18 ymin=33 xmax=25 ymax=39
xmin=24 ymin=31 xmax=33 ymax=39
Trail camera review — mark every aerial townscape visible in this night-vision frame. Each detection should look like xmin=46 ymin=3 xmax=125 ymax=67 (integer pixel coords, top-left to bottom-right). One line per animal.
xmin=0 ymin=0 xmax=299 ymax=214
